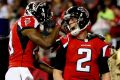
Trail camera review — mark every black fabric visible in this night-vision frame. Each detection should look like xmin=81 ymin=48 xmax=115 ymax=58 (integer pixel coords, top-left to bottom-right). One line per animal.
xmin=116 ymin=40 xmax=120 ymax=50
xmin=87 ymin=33 xmax=105 ymax=41
xmin=17 ymin=25 xmax=29 ymax=51
xmin=51 ymin=40 xmax=61 ymax=53
xmin=97 ymin=49 xmax=110 ymax=74
xmin=54 ymin=41 xmax=67 ymax=71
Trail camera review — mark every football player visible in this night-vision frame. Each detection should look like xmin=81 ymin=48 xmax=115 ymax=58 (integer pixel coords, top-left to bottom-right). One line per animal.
xmin=53 ymin=6 xmax=111 ymax=80
xmin=5 ymin=1 xmax=60 ymax=80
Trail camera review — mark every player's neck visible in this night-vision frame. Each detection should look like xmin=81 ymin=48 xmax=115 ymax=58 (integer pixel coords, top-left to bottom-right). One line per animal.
xmin=76 ymin=30 xmax=88 ymax=40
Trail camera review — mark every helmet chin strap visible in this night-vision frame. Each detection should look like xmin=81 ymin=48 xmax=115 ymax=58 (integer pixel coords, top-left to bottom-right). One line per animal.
xmin=70 ymin=24 xmax=81 ymax=36
xmin=70 ymin=20 xmax=91 ymax=36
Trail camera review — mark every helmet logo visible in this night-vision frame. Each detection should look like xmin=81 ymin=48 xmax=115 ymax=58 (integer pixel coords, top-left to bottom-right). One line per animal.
xmin=78 ymin=13 xmax=83 ymax=21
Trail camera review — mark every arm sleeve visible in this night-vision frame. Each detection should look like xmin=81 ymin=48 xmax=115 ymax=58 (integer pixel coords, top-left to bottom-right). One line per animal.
xmin=53 ymin=40 xmax=67 ymax=71
xmin=17 ymin=16 xmax=39 ymax=30
xmin=97 ymin=56 xmax=109 ymax=74
xmin=95 ymin=37 xmax=111 ymax=74
xmin=97 ymin=45 xmax=111 ymax=74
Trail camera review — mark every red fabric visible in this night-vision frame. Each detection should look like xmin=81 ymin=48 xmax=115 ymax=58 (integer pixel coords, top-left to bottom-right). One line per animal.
xmin=60 ymin=37 xmax=110 ymax=80
xmin=20 ymin=16 xmax=35 ymax=28
xmin=60 ymin=35 xmax=70 ymax=46
xmin=9 ymin=16 xmax=38 ymax=68
xmin=32 ymin=68 xmax=48 ymax=80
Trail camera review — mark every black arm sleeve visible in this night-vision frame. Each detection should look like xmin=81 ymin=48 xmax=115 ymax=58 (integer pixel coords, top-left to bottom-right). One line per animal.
xmin=53 ymin=41 xmax=67 ymax=71
xmin=97 ymin=50 xmax=110 ymax=74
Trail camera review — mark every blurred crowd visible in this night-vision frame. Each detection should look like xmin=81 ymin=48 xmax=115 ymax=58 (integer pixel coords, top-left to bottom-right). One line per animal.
xmin=0 ymin=0 xmax=120 ymax=49
xmin=0 ymin=0 xmax=120 ymax=80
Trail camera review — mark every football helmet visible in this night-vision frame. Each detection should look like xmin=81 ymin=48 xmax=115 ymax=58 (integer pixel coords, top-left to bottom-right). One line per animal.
xmin=25 ymin=2 xmax=52 ymax=23
xmin=63 ymin=6 xmax=90 ymax=36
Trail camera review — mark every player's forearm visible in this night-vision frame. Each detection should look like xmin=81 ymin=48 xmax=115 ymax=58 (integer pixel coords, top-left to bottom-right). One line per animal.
xmin=102 ymin=72 xmax=111 ymax=80
xmin=46 ymin=27 xmax=60 ymax=46
xmin=53 ymin=69 xmax=64 ymax=80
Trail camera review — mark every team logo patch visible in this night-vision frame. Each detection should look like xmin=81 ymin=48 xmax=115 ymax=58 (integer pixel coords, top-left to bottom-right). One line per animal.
xmin=24 ymin=18 xmax=31 ymax=26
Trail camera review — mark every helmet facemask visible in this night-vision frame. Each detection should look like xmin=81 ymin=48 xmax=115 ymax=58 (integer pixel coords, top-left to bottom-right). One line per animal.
xmin=62 ymin=6 xmax=90 ymax=36
xmin=25 ymin=2 xmax=54 ymax=36
xmin=25 ymin=2 xmax=52 ymax=23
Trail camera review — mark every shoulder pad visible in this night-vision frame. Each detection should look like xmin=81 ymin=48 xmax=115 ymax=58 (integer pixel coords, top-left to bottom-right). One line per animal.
xmin=18 ymin=16 xmax=39 ymax=29
xmin=88 ymin=33 xmax=105 ymax=40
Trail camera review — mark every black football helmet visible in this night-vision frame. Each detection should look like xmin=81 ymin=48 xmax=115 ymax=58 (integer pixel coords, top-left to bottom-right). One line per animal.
xmin=63 ymin=6 xmax=90 ymax=36
xmin=25 ymin=1 xmax=56 ymax=36
xmin=25 ymin=1 xmax=52 ymax=23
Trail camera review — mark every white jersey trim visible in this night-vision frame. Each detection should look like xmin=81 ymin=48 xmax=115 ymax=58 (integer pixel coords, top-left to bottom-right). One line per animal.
xmin=102 ymin=45 xmax=109 ymax=57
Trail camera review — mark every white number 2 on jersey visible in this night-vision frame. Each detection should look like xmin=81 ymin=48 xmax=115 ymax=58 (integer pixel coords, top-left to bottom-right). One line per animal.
xmin=76 ymin=48 xmax=92 ymax=72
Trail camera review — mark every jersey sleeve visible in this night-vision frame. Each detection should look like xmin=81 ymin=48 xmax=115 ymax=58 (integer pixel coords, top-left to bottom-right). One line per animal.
xmin=97 ymin=38 xmax=111 ymax=74
xmin=53 ymin=35 xmax=70 ymax=71
xmin=98 ymin=38 xmax=111 ymax=58
xmin=54 ymin=41 xmax=67 ymax=71
xmin=97 ymin=53 xmax=110 ymax=74
xmin=52 ymin=34 xmax=70 ymax=52
xmin=17 ymin=16 xmax=39 ymax=30
xmin=89 ymin=33 xmax=111 ymax=57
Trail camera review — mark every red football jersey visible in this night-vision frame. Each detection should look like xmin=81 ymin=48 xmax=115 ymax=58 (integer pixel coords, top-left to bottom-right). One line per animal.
xmin=9 ymin=16 xmax=39 ymax=68
xmin=54 ymin=34 xmax=111 ymax=80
